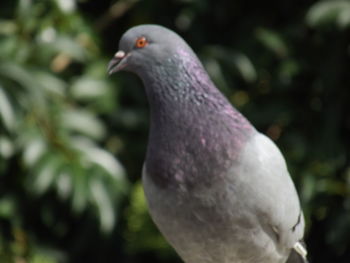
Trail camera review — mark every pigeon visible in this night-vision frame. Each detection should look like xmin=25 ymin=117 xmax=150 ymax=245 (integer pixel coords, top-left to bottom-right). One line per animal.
xmin=108 ymin=24 xmax=308 ymax=263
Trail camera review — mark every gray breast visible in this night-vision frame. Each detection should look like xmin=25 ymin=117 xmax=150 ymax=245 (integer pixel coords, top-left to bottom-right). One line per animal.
xmin=142 ymin=133 xmax=303 ymax=263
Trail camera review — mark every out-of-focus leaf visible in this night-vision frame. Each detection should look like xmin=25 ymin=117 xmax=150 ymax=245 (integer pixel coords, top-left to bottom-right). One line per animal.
xmin=124 ymin=182 xmax=173 ymax=256
xmin=85 ymin=60 xmax=113 ymax=78
xmin=203 ymin=58 xmax=230 ymax=93
xmin=0 ymin=62 xmax=47 ymax=109
xmin=279 ymin=59 xmax=300 ymax=84
xmin=316 ymin=178 xmax=347 ymax=195
xmin=0 ymin=62 xmax=36 ymax=89
xmin=0 ymin=136 xmax=15 ymax=158
xmin=0 ymin=20 xmax=17 ymax=35
xmin=71 ymin=167 xmax=88 ymax=213
xmin=71 ymin=137 xmax=125 ymax=180
xmin=231 ymin=90 xmax=250 ymax=108
xmin=204 ymin=46 xmax=257 ymax=84
xmin=255 ymin=28 xmax=288 ymax=57
xmin=306 ymin=0 xmax=350 ymax=28
xmin=175 ymin=8 xmax=195 ymax=30
xmin=23 ymin=138 xmax=47 ymax=167
xmin=29 ymin=246 xmax=63 ymax=263
xmin=56 ymin=171 xmax=72 ymax=200
xmin=125 ymin=182 xmax=147 ymax=234
xmin=61 ymin=109 xmax=106 ymax=139
xmin=301 ymin=172 xmax=316 ymax=205
xmin=0 ymin=197 xmax=16 ymax=219
xmin=70 ymin=77 xmax=110 ymax=100
xmin=34 ymin=71 xmax=66 ymax=96
xmin=31 ymin=154 xmax=62 ymax=195
xmin=90 ymin=177 xmax=115 ymax=232
xmin=0 ymin=86 xmax=16 ymax=131
xmin=0 ymin=36 xmax=19 ymax=57
xmin=55 ymin=0 xmax=76 ymax=14
xmin=338 ymin=6 xmax=350 ymax=27
xmin=231 ymin=53 xmax=257 ymax=83
xmin=17 ymin=0 xmax=32 ymax=22
xmin=38 ymin=27 xmax=57 ymax=43
xmin=30 ymin=254 xmax=58 ymax=263
xmin=48 ymin=36 xmax=87 ymax=62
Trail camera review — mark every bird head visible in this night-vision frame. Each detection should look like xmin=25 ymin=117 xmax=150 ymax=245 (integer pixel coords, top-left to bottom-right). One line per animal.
xmin=108 ymin=24 xmax=191 ymax=76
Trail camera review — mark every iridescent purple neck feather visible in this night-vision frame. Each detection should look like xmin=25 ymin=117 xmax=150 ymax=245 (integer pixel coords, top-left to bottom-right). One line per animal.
xmin=140 ymin=47 xmax=255 ymax=189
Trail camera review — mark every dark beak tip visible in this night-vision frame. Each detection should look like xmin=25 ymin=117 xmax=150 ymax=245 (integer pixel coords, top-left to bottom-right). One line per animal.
xmin=107 ymin=67 xmax=116 ymax=75
xmin=107 ymin=58 xmax=119 ymax=75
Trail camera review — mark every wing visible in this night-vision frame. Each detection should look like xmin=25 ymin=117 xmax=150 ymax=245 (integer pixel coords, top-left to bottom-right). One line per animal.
xmin=233 ymin=132 xmax=305 ymax=254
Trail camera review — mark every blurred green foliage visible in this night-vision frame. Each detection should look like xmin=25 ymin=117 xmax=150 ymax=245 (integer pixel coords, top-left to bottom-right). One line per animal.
xmin=0 ymin=0 xmax=349 ymax=262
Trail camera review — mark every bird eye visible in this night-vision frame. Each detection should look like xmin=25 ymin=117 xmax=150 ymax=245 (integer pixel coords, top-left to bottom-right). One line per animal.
xmin=135 ymin=37 xmax=148 ymax=48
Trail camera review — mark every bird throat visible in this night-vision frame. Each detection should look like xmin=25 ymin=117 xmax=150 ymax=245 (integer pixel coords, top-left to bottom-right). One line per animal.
xmin=142 ymin=51 xmax=254 ymax=190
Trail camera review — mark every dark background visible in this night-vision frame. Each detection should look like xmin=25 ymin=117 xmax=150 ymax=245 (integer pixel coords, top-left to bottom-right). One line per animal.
xmin=0 ymin=0 xmax=349 ymax=262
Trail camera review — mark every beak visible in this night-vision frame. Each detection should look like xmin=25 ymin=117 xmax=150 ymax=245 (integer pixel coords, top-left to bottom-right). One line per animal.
xmin=107 ymin=50 xmax=127 ymax=75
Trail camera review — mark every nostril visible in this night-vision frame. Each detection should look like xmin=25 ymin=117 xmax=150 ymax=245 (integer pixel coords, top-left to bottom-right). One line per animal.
xmin=115 ymin=50 xmax=125 ymax=59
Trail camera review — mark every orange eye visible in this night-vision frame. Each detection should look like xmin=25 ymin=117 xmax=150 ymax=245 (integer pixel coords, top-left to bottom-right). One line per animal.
xmin=135 ymin=37 xmax=148 ymax=48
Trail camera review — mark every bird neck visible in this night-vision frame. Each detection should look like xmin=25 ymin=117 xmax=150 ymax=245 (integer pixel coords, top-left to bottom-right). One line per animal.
xmin=140 ymin=51 xmax=255 ymax=190
xmin=141 ymin=50 xmax=226 ymax=117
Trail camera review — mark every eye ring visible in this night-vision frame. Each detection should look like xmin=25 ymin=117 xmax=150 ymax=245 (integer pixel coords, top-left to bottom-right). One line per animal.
xmin=135 ymin=36 xmax=148 ymax=48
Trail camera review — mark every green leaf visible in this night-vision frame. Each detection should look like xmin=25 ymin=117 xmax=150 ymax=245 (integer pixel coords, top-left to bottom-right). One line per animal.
xmin=255 ymin=28 xmax=288 ymax=57
xmin=301 ymin=172 xmax=316 ymax=204
xmin=31 ymin=153 xmax=62 ymax=195
xmin=71 ymin=137 xmax=125 ymax=180
xmin=17 ymin=0 xmax=32 ymax=22
xmin=0 ymin=136 xmax=15 ymax=159
xmin=124 ymin=182 xmax=172 ymax=255
xmin=0 ymin=197 xmax=16 ymax=219
xmin=338 ymin=6 xmax=350 ymax=27
xmin=55 ymin=0 xmax=76 ymax=14
xmin=0 ymin=20 xmax=17 ymax=35
xmin=23 ymin=138 xmax=47 ymax=167
xmin=34 ymin=71 xmax=66 ymax=97
xmin=56 ymin=170 xmax=73 ymax=200
xmin=204 ymin=46 xmax=257 ymax=83
xmin=71 ymin=167 xmax=88 ymax=213
xmin=70 ymin=77 xmax=111 ymax=100
xmin=306 ymin=0 xmax=350 ymax=28
xmin=48 ymin=36 xmax=87 ymax=62
xmin=231 ymin=53 xmax=257 ymax=83
xmin=0 ymin=62 xmax=47 ymax=110
xmin=89 ymin=176 xmax=115 ymax=232
xmin=0 ymin=35 xmax=20 ymax=58
xmin=61 ymin=109 xmax=106 ymax=139
xmin=203 ymin=57 xmax=230 ymax=92
xmin=0 ymin=85 xmax=17 ymax=131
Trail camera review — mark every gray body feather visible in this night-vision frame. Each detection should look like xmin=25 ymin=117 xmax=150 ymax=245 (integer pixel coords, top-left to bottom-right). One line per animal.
xmin=143 ymin=132 xmax=305 ymax=263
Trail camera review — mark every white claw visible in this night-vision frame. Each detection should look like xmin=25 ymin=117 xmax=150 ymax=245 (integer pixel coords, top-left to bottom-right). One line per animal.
xmin=293 ymin=242 xmax=307 ymax=258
